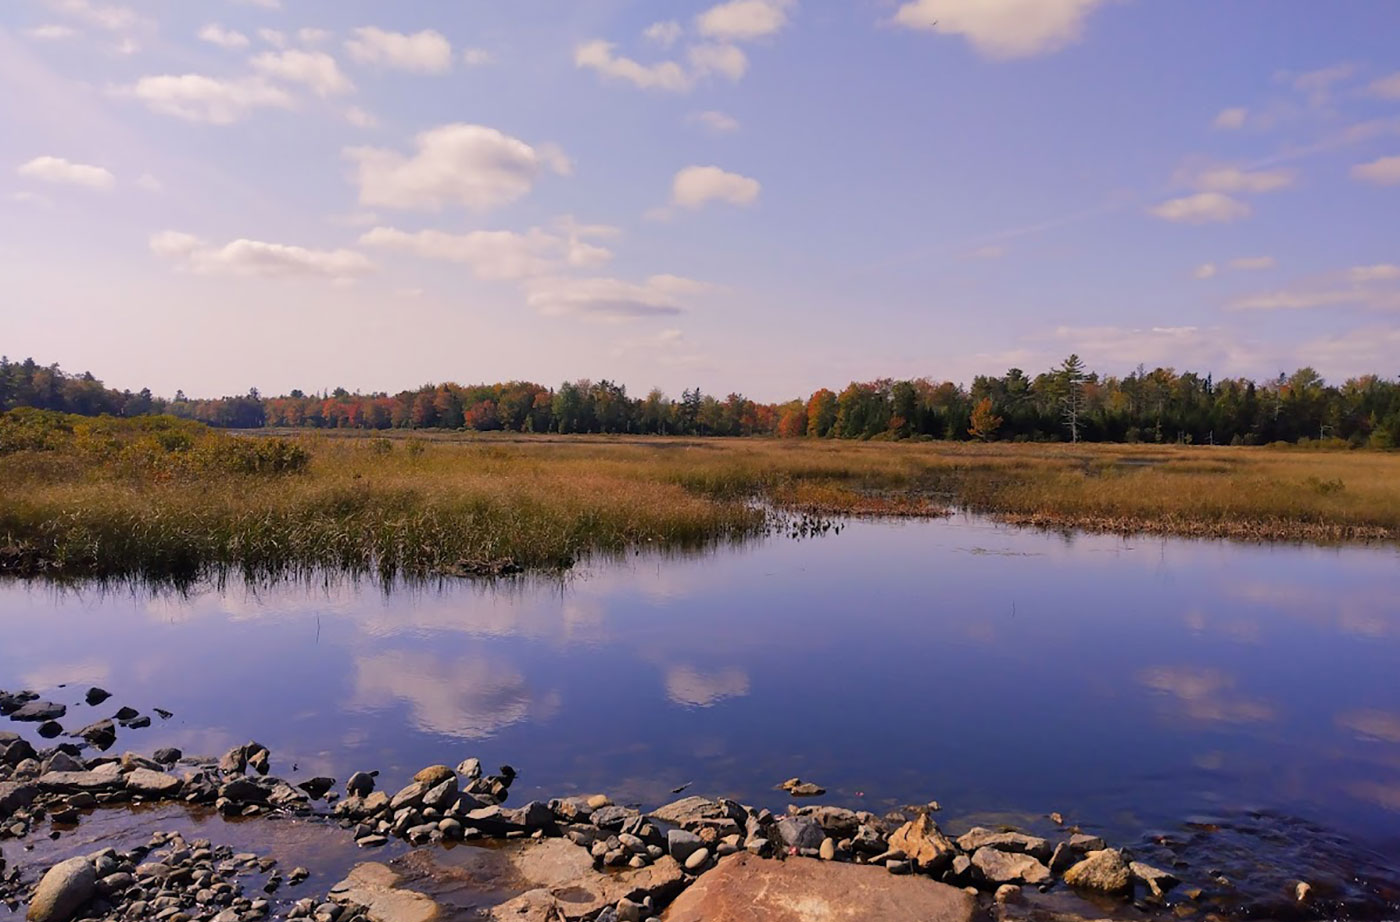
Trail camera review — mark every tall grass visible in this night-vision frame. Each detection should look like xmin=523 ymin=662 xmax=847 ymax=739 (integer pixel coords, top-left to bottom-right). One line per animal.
xmin=3 ymin=422 xmax=1398 ymax=580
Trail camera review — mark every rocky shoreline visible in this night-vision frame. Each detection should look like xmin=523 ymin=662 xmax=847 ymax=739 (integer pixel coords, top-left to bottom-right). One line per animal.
xmin=2 ymin=687 xmax=1396 ymax=922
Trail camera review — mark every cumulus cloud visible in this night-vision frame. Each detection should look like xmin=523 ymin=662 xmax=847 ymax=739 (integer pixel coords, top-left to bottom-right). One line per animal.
xmin=1148 ymin=192 xmax=1251 ymax=224
xmin=574 ymin=41 xmax=692 ymax=91
xmin=1213 ymin=107 xmax=1248 ymax=130
xmin=688 ymin=43 xmax=748 ymax=81
xmin=688 ymin=110 xmax=740 ymax=134
xmin=26 ymin=24 xmax=77 ymax=40
xmin=251 ymin=49 xmax=354 ymax=97
xmin=120 ymin=74 xmax=294 ymax=124
xmin=47 ymin=0 xmax=137 ymax=31
xmin=524 ymin=275 xmax=709 ymax=320
xmin=1189 ymin=165 xmax=1296 ymax=194
xmin=150 ymin=231 xmax=374 ymax=280
xmin=198 ymin=24 xmax=248 ymax=49
xmin=672 ymin=165 xmax=760 ymax=208
xmin=644 ymin=20 xmax=683 ymax=48
xmin=354 ymin=651 xmax=539 ymax=738
xmin=360 ymin=224 xmax=613 ymax=280
xmin=1349 ymin=264 xmax=1400 ymax=283
xmin=258 ymin=28 xmax=286 ymax=47
xmin=345 ymin=27 xmax=452 ymax=74
xmin=297 ymin=28 xmax=330 ymax=45
xmin=695 ymin=0 xmax=794 ymax=41
xmin=1193 ymin=262 xmax=1217 ymax=280
xmin=461 ymin=47 xmax=494 ymax=67
xmin=1351 ymin=155 xmax=1400 ymax=186
xmin=17 ymin=156 xmax=115 ymax=190
xmin=891 ymin=0 xmax=1108 ymax=58
xmin=233 ymin=0 xmax=280 ymax=8
xmin=344 ymin=123 xmax=565 ymax=212
xmin=344 ymin=106 xmax=376 ymax=128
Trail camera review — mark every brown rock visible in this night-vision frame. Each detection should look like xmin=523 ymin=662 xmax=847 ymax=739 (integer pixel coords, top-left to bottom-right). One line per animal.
xmin=662 ymin=852 xmax=975 ymax=922
xmin=329 ymin=863 xmax=439 ymax=922
xmin=490 ymin=847 xmax=685 ymax=921
xmin=888 ymin=814 xmax=956 ymax=872
xmin=413 ymin=765 xmax=455 ymax=788
xmin=970 ymin=848 xmax=1051 ymax=885
xmin=1063 ymin=849 xmax=1132 ymax=894
xmin=955 ymin=828 xmax=1051 ymax=861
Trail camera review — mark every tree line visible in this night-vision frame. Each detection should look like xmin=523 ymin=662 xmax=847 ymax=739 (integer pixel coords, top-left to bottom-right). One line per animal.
xmin=3 ymin=354 xmax=1399 ymax=448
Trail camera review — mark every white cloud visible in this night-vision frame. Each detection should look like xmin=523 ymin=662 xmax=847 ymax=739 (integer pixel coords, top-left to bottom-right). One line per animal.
xmin=891 ymin=0 xmax=1108 ymax=59
xmin=25 ymin=24 xmax=76 ymax=40
xmin=344 ymin=106 xmax=377 ymax=128
xmin=1370 ymin=72 xmax=1400 ymax=100
xmin=120 ymin=74 xmax=294 ymax=124
xmin=672 ymin=165 xmax=760 ymax=208
xmin=462 ymin=47 xmax=494 ymax=67
xmin=251 ymin=49 xmax=353 ymax=97
xmin=1193 ymin=263 xmax=1217 ymax=280
xmin=47 ymin=0 xmax=137 ymax=31
xmin=344 ymin=123 xmax=565 ymax=212
xmin=574 ymin=41 xmax=692 ymax=92
xmin=234 ymin=0 xmax=281 ymax=8
xmin=1349 ymin=264 xmax=1400 ymax=283
xmin=1351 ymin=155 xmax=1400 ymax=186
xmin=1229 ymin=256 xmax=1275 ymax=271
xmin=644 ymin=20 xmax=683 ymax=48
xmin=345 ymin=27 xmax=452 ymax=74
xmin=1185 ymin=165 xmax=1297 ymax=194
xmin=1148 ymin=192 xmax=1251 ymax=224
xmin=1228 ymin=288 xmax=1400 ymax=312
xmin=688 ymin=43 xmax=748 ymax=81
xmin=257 ymin=28 xmax=286 ymax=47
xmin=297 ymin=28 xmax=330 ymax=45
xmin=688 ymin=110 xmax=740 ymax=134
xmin=1299 ymin=327 xmax=1400 ymax=376
xmin=198 ymin=24 xmax=248 ymax=49
xmin=525 ymin=275 xmax=707 ymax=320
xmin=136 ymin=173 xmax=162 ymax=192
xmin=150 ymin=231 xmax=375 ymax=280
xmin=17 ymin=155 xmax=115 ymax=190
xmin=361 ymin=226 xmax=612 ymax=280
xmin=1290 ymin=62 xmax=1354 ymax=104
xmin=696 ymin=0 xmax=793 ymax=41
xmin=1213 ymin=107 xmax=1248 ymax=130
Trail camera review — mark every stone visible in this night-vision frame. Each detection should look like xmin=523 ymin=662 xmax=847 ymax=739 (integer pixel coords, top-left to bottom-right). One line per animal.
xmin=970 ymin=848 xmax=1051 ymax=885
xmin=413 ymin=765 xmax=454 ymax=787
xmin=0 ymin=781 xmax=38 ymax=816
xmin=11 ymin=700 xmax=65 ymax=722
xmin=585 ymin=793 xmax=610 ymax=810
xmin=76 ymin=720 xmax=117 ymax=750
xmin=774 ymin=816 xmax=824 ymax=852
xmin=994 ymin=884 xmax=1022 ymax=904
xmin=298 ymin=777 xmax=336 ymax=800
xmin=1063 ymin=849 xmax=1132 ymax=894
xmin=329 ymin=863 xmax=439 ymax=922
xmin=818 ymin=838 xmax=836 ymax=861
xmin=1048 ymin=842 xmax=1078 ymax=873
xmin=662 ymin=852 xmax=975 ymax=922
xmin=112 ymin=707 xmax=139 ymax=722
xmin=666 ymin=829 xmax=704 ymax=864
xmin=888 ymin=814 xmax=956 ymax=872
xmin=37 ymin=771 xmax=125 ymax=795
xmin=1130 ymin=861 xmax=1180 ymax=899
xmin=778 ymin=778 xmax=825 ymax=797
xmin=491 ymin=845 xmax=685 ymax=922
xmin=152 ymin=747 xmax=182 ymax=765
xmin=218 ymin=747 xmax=247 ymax=774
xmin=44 ymin=752 xmax=85 ymax=774
xmin=220 ymin=778 xmax=269 ymax=803
xmin=591 ymin=805 xmax=640 ymax=830
xmin=649 ymin=797 xmax=744 ymax=836
xmin=790 ymin=806 xmax=862 ymax=840
xmin=1068 ymin=833 xmax=1106 ymax=851
xmin=1295 ymin=881 xmax=1312 ymax=902
xmin=27 ymin=856 xmax=96 ymax=922
xmin=389 ymin=782 xmax=427 ymax=811
xmin=955 ymin=828 xmax=1051 ymax=861
xmin=125 ymin=768 xmax=183 ymax=798
xmin=38 ymin=720 xmax=63 ymax=739
xmin=346 ymin=772 xmax=376 ymax=797
xmin=85 ymin=688 xmax=111 ymax=706
xmin=683 ymin=848 xmax=710 ymax=872
xmin=2 ymin=736 xmax=37 ymax=766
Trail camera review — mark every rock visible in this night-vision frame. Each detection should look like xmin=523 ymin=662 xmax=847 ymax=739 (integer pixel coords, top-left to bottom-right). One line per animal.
xmin=37 ymin=771 xmax=125 ymax=795
xmin=413 ymin=765 xmax=454 ymax=787
xmin=955 ymin=828 xmax=1051 ymax=861
xmin=591 ymin=804 xmax=640 ymax=830
xmin=886 ymin=860 xmax=912 ymax=875
xmin=1130 ymin=862 xmax=1180 ymax=899
xmin=218 ymin=746 xmax=247 ymax=774
xmin=663 ymin=852 xmax=975 ymax=922
xmin=650 ymin=797 xmax=744 ymax=836
xmin=421 ymin=778 xmax=459 ymax=811
xmin=329 ymin=863 xmax=439 ymax=922
xmin=994 ymin=884 xmax=1022 ymax=904
xmin=585 ymin=793 xmax=610 ymax=810
xmin=2 ymin=736 xmax=37 ymax=765
xmin=44 ymin=752 xmax=85 ymax=774
xmin=0 ymin=781 xmax=38 ymax=816
xmin=1295 ymin=881 xmax=1312 ymax=902
xmin=491 ymin=844 xmax=685 ymax=921
xmin=37 ymin=720 xmax=63 ymax=739
xmin=27 ymin=856 xmax=96 ymax=922
xmin=389 ymin=782 xmax=427 ymax=811
xmin=775 ymin=816 xmax=824 ymax=852
xmin=111 ymin=706 xmax=139 ymax=722
xmin=75 ymin=720 xmax=116 ymax=750
xmin=888 ymin=814 xmax=956 ymax=872
xmin=346 ymin=771 xmax=376 ymax=797
xmin=1068 ymin=833 xmax=1105 ymax=851
xmin=819 ymin=838 xmax=836 ymax=861
xmin=220 ymin=777 xmax=269 ymax=803
xmin=299 ymin=777 xmax=336 ymax=799
xmin=790 ymin=806 xmax=863 ymax=840
xmin=12 ymin=700 xmax=65 ymax=722
xmin=683 ymin=848 xmax=710 ymax=872
xmin=125 ymin=768 xmax=182 ymax=798
xmin=1063 ymin=849 xmax=1132 ymax=894
xmin=152 ymin=747 xmax=182 ymax=765
xmin=1048 ymin=842 xmax=1078 ymax=873
xmin=121 ymin=714 xmax=151 ymax=729
xmin=667 ymin=829 xmax=705 ymax=864
xmin=85 ymin=688 xmax=111 ymax=706
xmin=970 ymin=848 xmax=1051 ymax=885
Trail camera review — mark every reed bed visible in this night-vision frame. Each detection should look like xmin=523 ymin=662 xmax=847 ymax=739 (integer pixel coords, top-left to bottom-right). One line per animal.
xmin=3 ymin=429 xmax=1398 ymax=580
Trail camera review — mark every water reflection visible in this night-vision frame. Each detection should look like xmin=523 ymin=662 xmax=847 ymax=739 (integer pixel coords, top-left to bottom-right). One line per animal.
xmin=2 ymin=515 xmax=1399 ymax=865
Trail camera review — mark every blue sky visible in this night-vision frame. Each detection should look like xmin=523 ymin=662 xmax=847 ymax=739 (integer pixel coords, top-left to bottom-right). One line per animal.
xmin=2 ymin=0 xmax=1398 ymax=401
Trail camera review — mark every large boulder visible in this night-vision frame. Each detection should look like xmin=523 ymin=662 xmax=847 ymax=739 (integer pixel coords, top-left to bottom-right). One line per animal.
xmin=650 ymin=796 xmax=745 ymax=836
xmin=124 ymin=768 xmax=182 ymax=798
xmin=0 ymin=781 xmax=38 ymax=816
xmin=11 ymin=700 xmax=65 ymax=722
xmin=27 ymin=856 xmax=96 ymax=922
xmin=971 ymin=848 xmax=1052 ymax=885
xmin=774 ymin=815 xmax=825 ymax=852
xmin=956 ymin=828 xmax=1051 ymax=861
xmin=37 ymin=771 xmax=125 ymax=795
xmin=489 ymin=842 xmax=685 ymax=922
xmin=888 ymin=814 xmax=956 ymax=872
xmin=662 ymin=852 xmax=975 ymax=922
xmin=1063 ymin=849 xmax=1132 ymax=894
xmin=329 ymin=863 xmax=440 ymax=922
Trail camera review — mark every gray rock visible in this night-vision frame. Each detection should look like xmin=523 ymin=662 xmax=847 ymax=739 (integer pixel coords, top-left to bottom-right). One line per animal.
xmin=125 ymin=768 xmax=182 ymax=798
xmin=153 ymin=747 xmax=182 ymax=765
xmin=1069 ymin=833 xmax=1106 ymax=851
xmin=0 ymin=781 xmax=38 ymax=816
xmin=775 ymin=816 xmax=825 ymax=852
xmin=389 ymin=782 xmax=427 ymax=811
xmin=85 ymin=688 xmax=111 ymax=706
xmin=1063 ymin=849 xmax=1132 ymax=894
xmin=27 ymin=856 xmax=96 ymax=922
xmin=37 ymin=771 xmax=125 ymax=794
xmin=218 ymin=746 xmax=247 ymax=774
xmin=971 ymin=848 xmax=1052 ymax=885
xmin=76 ymin=720 xmax=116 ymax=749
xmin=956 ymin=828 xmax=1052 ymax=861
xmin=44 ymin=752 xmax=86 ymax=774
xmin=667 ymin=829 xmax=704 ymax=864
xmin=11 ymin=700 xmax=65 ymax=722
xmin=345 ymin=771 xmax=376 ymax=797
xmin=649 ymin=796 xmax=745 ymax=836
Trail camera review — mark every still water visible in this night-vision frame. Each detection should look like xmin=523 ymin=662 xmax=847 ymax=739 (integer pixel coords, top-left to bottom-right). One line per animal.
xmin=3 ymin=515 xmax=1399 ymax=861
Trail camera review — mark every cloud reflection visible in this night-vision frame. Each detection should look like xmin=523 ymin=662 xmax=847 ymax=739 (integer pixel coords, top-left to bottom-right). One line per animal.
xmin=354 ymin=650 xmax=555 ymax=738
xmin=1138 ymin=666 xmax=1274 ymax=724
xmin=665 ymin=665 xmax=750 ymax=708
xmin=1336 ymin=709 xmax=1400 ymax=744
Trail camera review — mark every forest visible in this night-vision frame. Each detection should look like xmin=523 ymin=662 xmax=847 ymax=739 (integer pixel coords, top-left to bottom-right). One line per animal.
xmin=3 ymin=354 xmax=1398 ymax=448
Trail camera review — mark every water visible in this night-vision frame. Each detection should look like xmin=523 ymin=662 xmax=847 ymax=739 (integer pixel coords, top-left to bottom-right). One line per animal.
xmin=3 ymin=515 xmax=1399 ymax=871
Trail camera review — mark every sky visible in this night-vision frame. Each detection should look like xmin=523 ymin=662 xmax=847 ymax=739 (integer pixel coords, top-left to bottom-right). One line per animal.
xmin=2 ymin=0 xmax=1399 ymax=402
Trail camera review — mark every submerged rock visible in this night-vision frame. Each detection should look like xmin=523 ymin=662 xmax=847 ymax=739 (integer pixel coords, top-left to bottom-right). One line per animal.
xmin=11 ymin=700 xmax=65 ymax=722
xmin=1131 ymin=861 xmax=1180 ymax=899
xmin=84 ymin=687 xmax=111 ymax=706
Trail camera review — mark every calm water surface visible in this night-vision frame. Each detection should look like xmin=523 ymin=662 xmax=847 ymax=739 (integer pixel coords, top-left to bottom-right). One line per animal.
xmin=3 ymin=516 xmax=1399 ymax=861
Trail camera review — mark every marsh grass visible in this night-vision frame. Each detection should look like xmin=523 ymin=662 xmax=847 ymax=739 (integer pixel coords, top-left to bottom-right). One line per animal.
xmin=3 ymin=425 xmax=1398 ymax=580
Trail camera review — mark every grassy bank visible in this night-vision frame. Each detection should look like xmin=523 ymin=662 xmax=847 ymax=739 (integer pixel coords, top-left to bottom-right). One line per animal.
xmin=3 ymin=415 xmax=1398 ymax=579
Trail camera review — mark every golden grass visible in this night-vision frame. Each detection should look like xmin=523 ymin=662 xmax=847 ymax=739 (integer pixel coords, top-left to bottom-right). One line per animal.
xmin=3 ymin=432 xmax=1398 ymax=580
